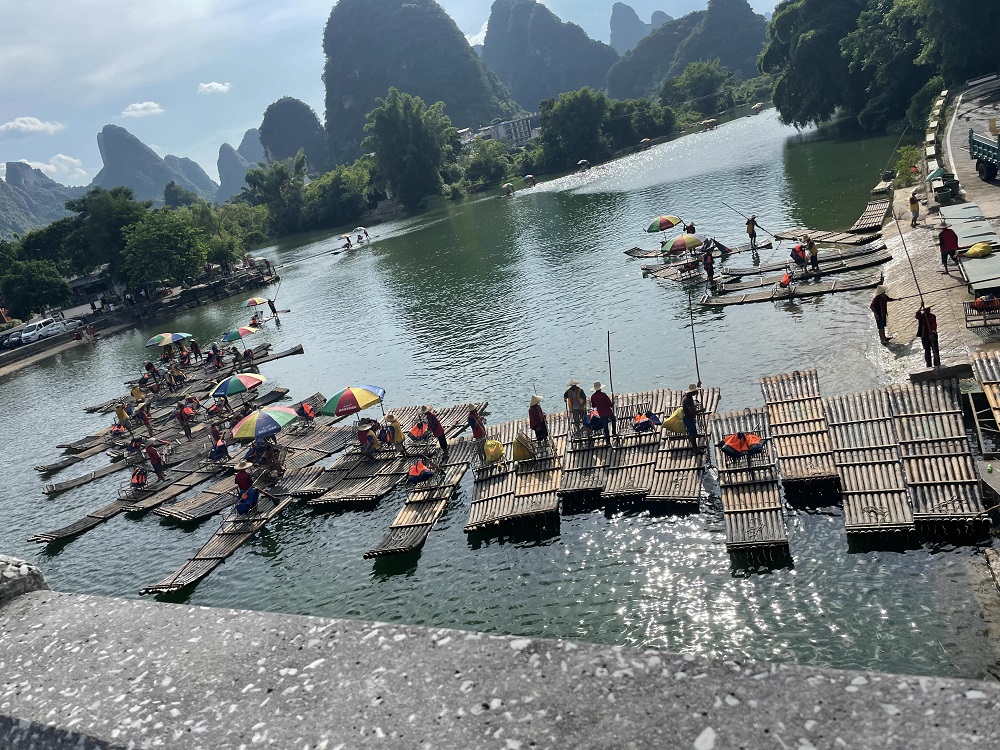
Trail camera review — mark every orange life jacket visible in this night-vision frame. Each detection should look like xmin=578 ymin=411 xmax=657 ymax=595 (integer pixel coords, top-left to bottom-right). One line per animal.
xmin=780 ymin=272 xmax=791 ymax=287
xmin=131 ymin=466 xmax=148 ymax=488
xmin=301 ymin=403 xmax=315 ymax=418
xmin=410 ymin=421 xmax=429 ymax=439
xmin=723 ymin=432 xmax=762 ymax=453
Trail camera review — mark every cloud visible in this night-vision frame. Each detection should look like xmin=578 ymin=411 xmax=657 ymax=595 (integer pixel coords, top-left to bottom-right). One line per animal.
xmin=18 ymin=154 xmax=89 ymax=185
xmin=465 ymin=20 xmax=488 ymax=46
xmin=121 ymin=101 xmax=165 ymax=118
xmin=198 ymin=81 xmax=232 ymax=95
xmin=0 ymin=116 xmax=66 ymax=138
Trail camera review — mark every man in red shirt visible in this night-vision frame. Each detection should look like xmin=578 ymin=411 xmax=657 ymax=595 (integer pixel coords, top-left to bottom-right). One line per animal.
xmin=233 ymin=461 xmax=253 ymax=494
xmin=915 ymin=305 xmax=940 ymax=368
xmin=869 ymin=285 xmax=896 ymax=344
xmin=144 ymin=439 xmax=169 ymax=481
xmin=938 ymin=222 xmax=959 ymax=272
xmin=590 ymin=381 xmax=616 ymax=443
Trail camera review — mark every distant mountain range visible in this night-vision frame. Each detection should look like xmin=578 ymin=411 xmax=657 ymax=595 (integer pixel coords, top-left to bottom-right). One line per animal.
xmin=610 ymin=3 xmax=672 ymax=55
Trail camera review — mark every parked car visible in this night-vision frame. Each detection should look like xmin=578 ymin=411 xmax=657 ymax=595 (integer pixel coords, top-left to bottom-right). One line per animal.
xmin=20 ymin=317 xmax=56 ymax=344
xmin=37 ymin=318 xmax=84 ymax=339
xmin=2 ymin=330 xmax=23 ymax=348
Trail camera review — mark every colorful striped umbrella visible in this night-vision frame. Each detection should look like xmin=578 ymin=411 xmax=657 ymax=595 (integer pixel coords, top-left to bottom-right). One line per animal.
xmin=145 ymin=332 xmax=192 ymax=347
xmin=320 ymin=385 xmax=386 ymax=417
xmin=245 ymin=297 xmax=268 ymax=308
xmin=645 ymin=216 xmax=683 ymax=233
xmin=665 ymin=233 xmax=705 ymax=254
xmin=222 ymin=326 xmax=257 ymax=343
xmin=231 ymin=406 xmax=298 ymax=441
xmin=211 ymin=373 xmax=266 ymax=398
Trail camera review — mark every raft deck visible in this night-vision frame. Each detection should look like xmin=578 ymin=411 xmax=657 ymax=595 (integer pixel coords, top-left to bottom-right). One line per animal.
xmin=721 ymin=243 xmax=886 ymax=278
xmin=718 ymin=249 xmax=892 ymax=293
xmin=700 ymin=274 xmax=882 ymax=307
xmin=710 ymin=408 xmax=788 ymax=552
xmin=759 ymin=369 xmax=839 ymax=493
xmin=774 ymin=228 xmax=882 ymax=245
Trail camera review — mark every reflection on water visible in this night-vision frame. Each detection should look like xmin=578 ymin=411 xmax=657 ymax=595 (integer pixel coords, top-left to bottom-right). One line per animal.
xmin=2 ymin=111 xmax=997 ymax=680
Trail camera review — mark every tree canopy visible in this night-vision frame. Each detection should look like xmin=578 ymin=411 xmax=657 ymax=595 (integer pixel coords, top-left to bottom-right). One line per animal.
xmin=0 ymin=260 xmax=71 ymax=320
xmin=122 ymin=210 xmax=208 ymax=286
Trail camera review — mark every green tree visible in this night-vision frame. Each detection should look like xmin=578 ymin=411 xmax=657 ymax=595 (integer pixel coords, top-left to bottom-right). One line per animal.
xmin=759 ymin=0 xmax=869 ymax=127
xmin=164 ymin=180 xmax=201 ymax=209
xmin=463 ymin=139 xmax=514 ymax=188
xmin=674 ymin=60 xmax=735 ymax=116
xmin=0 ymin=260 xmax=71 ymax=320
xmin=121 ymin=210 xmax=208 ymax=286
xmin=63 ymin=187 xmax=151 ymax=278
xmin=0 ymin=239 xmax=16 ymax=277
xmin=841 ymin=0 xmax=931 ymax=130
xmin=539 ymin=87 xmax=610 ymax=170
xmin=240 ymin=150 xmax=307 ymax=236
xmin=363 ymin=88 xmax=457 ymax=212
xmin=914 ymin=0 xmax=1000 ymax=85
xmin=300 ymin=158 xmax=374 ymax=231
xmin=16 ymin=217 xmax=77 ymax=270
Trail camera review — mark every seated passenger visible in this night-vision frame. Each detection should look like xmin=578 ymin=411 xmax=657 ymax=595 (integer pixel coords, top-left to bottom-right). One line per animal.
xmin=407 ymin=459 xmax=435 ymax=484
xmin=235 ymin=486 xmax=261 ymax=515
xmin=208 ymin=439 xmax=230 ymax=461
xmin=296 ymin=402 xmax=316 ymax=422
xmin=358 ymin=418 xmax=382 ymax=457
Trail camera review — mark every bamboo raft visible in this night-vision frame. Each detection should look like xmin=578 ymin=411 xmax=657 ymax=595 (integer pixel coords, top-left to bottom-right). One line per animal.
xmin=140 ymin=492 xmax=293 ymax=596
xmin=631 ymin=239 xmax=773 ymax=261
xmin=710 ymin=408 xmax=788 ymax=552
xmin=700 ymin=274 xmax=883 ymax=307
xmin=759 ymin=370 xmax=839 ymax=492
xmin=848 ymin=198 xmax=891 ymax=233
xmin=886 ymin=380 xmax=986 ymax=530
xmin=721 ymin=243 xmax=887 ymax=278
xmin=773 ymin=228 xmax=881 ymax=245
xmin=972 ymin=352 xmax=1000 ymax=432
xmin=717 ymin=249 xmax=892 ymax=293
xmin=825 ymin=389 xmax=914 ymax=535
xmin=364 ymin=440 xmax=476 ymax=558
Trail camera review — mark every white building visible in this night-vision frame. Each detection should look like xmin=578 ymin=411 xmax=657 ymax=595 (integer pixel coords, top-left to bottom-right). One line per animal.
xmin=488 ymin=116 xmax=535 ymax=146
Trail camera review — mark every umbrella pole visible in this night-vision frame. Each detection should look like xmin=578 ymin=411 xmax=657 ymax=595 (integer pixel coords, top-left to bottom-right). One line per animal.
xmin=607 ymin=331 xmax=617 ymax=436
xmin=687 ymin=287 xmax=702 ymax=386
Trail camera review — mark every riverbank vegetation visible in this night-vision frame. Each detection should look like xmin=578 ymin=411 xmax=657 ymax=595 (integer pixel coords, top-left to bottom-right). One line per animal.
xmin=762 ymin=0 xmax=998 ymax=132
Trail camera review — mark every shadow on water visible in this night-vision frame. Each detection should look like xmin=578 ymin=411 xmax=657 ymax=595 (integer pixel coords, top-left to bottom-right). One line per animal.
xmin=371 ymin=550 xmax=422 ymax=581
xmin=466 ymin=517 xmax=561 ymax=550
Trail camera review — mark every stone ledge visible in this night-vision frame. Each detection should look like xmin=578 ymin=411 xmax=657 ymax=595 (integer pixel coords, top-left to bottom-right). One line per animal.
xmin=0 ymin=554 xmax=49 ymax=609
xmin=1 ymin=589 xmax=998 ymax=750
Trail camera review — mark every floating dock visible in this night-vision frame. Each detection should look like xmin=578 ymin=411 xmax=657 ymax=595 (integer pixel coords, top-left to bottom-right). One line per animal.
xmin=700 ymin=274 xmax=883 ymax=307
xmin=717 ymin=249 xmax=892 ymax=293
xmin=721 ymin=243 xmax=886 ymax=278
xmin=710 ymin=408 xmax=787 ymax=553
xmin=759 ymin=370 xmax=839 ymax=495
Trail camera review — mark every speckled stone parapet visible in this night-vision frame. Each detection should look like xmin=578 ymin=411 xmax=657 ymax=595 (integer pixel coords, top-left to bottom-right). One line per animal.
xmin=1 ymin=590 xmax=999 ymax=750
xmin=0 ymin=554 xmax=48 ymax=608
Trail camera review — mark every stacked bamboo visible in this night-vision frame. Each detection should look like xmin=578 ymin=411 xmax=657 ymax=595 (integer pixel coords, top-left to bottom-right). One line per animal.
xmin=760 ymin=369 xmax=840 ymax=489
xmin=709 ymin=408 xmax=787 ymax=551
xmin=825 ymin=390 xmax=914 ymax=534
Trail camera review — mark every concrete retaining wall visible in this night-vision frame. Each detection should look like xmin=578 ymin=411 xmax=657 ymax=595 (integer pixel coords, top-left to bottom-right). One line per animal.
xmin=0 ymin=556 xmax=998 ymax=749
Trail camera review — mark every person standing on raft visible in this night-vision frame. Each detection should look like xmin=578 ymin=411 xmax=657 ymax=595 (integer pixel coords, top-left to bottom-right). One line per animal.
xmin=870 ymin=284 xmax=896 ymax=344
xmin=915 ymin=305 xmax=940 ymax=368
xmin=563 ymin=379 xmax=587 ymax=430
xmin=590 ymin=382 xmax=616 ymax=443
xmin=528 ymin=395 xmax=549 ymax=444
xmin=746 ymin=214 xmax=759 ymax=249
xmin=421 ymin=405 xmax=448 ymax=460
xmin=682 ymin=384 xmax=701 ymax=452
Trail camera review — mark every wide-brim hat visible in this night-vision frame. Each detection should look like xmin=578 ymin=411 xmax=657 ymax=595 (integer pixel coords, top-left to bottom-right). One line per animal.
xmin=385 ymin=413 xmax=400 ymax=423
xmin=420 ymin=405 xmax=432 ymax=414
xmin=940 ymin=222 xmax=950 ymax=228
xmin=530 ymin=395 xmax=543 ymax=406
xmin=592 ymin=381 xmax=604 ymax=392
xmin=875 ymin=285 xmax=887 ymax=295
xmin=687 ymin=383 xmax=699 ymax=392
xmin=567 ymin=378 xmax=580 ymax=387
xmin=234 ymin=460 xmax=253 ymax=471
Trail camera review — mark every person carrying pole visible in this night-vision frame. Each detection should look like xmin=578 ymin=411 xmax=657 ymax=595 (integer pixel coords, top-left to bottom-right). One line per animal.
xmin=682 ymin=384 xmax=702 ymax=453
xmin=746 ymin=214 xmax=759 ymax=249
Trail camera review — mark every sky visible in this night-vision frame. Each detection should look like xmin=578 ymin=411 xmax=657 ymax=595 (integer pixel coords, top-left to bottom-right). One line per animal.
xmin=0 ymin=0 xmax=776 ymax=186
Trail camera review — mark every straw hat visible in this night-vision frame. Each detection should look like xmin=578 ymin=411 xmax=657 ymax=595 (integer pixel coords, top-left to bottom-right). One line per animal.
xmin=875 ymin=285 xmax=887 ymax=295
xmin=687 ymin=383 xmax=699 ymax=392
xmin=234 ymin=460 xmax=253 ymax=471
xmin=567 ymin=378 xmax=580 ymax=387
xmin=592 ymin=381 xmax=605 ymax=392
xmin=420 ymin=405 xmax=432 ymax=414
xmin=385 ymin=413 xmax=400 ymax=424
xmin=530 ymin=395 xmax=543 ymax=406
xmin=940 ymin=222 xmax=950 ymax=228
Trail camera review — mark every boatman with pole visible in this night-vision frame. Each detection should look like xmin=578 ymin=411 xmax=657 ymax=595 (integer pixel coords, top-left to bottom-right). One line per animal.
xmin=746 ymin=214 xmax=759 ymax=249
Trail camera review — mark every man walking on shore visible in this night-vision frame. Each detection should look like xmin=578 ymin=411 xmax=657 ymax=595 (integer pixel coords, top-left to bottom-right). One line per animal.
xmin=938 ymin=222 xmax=959 ymax=273
xmin=916 ymin=305 xmax=940 ymax=368
xmin=909 ymin=191 xmax=920 ymax=228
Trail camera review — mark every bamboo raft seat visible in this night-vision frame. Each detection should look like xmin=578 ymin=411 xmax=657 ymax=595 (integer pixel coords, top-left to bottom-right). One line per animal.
xmin=886 ymin=381 xmax=986 ymax=530
xmin=721 ymin=243 xmax=887 ymax=278
xmin=717 ymin=249 xmax=892 ymax=293
xmin=364 ymin=441 xmax=477 ymax=559
xmin=848 ymin=199 xmax=891 ymax=233
xmin=773 ymin=228 xmax=882 ymax=245
xmin=710 ymin=408 xmax=788 ymax=551
xmin=140 ymin=492 xmax=293 ymax=596
xmin=824 ymin=390 xmax=914 ymax=535
xmin=759 ymin=370 xmax=839 ymax=489
xmin=699 ymin=274 xmax=883 ymax=307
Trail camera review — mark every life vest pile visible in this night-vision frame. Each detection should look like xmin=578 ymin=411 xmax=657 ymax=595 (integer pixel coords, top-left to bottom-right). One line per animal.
xmin=719 ymin=431 xmax=764 ymax=459
xmin=131 ymin=466 xmax=148 ymax=489
xmin=633 ymin=411 xmax=662 ymax=432
xmin=111 ymin=423 xmax=127 ymax=437
xmin=409 ymin=420 xmax=430 ymax=440
xmin=297 ymin=402 xmax=316 ymax=421
xmin=407 ymin=460 xmax=434 ymax=483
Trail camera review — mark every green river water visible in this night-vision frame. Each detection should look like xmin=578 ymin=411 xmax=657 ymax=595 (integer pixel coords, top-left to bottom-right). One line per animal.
xmin=3 ymin=111 xmax=998 ymax=679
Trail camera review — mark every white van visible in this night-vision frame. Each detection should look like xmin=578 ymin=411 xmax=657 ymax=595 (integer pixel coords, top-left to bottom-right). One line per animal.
xmin=20 ymin=317 xmax=55 ymax=344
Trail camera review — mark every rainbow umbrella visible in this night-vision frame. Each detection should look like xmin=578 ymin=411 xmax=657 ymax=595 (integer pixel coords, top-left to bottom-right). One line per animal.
xmin=645 ymin=216 xmax=683 ymax=233
xmin=320 ymin=385 xmax=386 ymax=417
xmin=211 ymin=373 xmax=266 ymax=398
xmin=245 ymin=297 xmax=268 ymax=308
xmin=145 ymin=332 xmax=192 ymax=347
xmin=222 ymin=326 xmax=257 ymax=343
xmin=665 ymin=233 xmax=705 ymax=254
xmin=231 ymin=406 xmax=298 ymax=441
